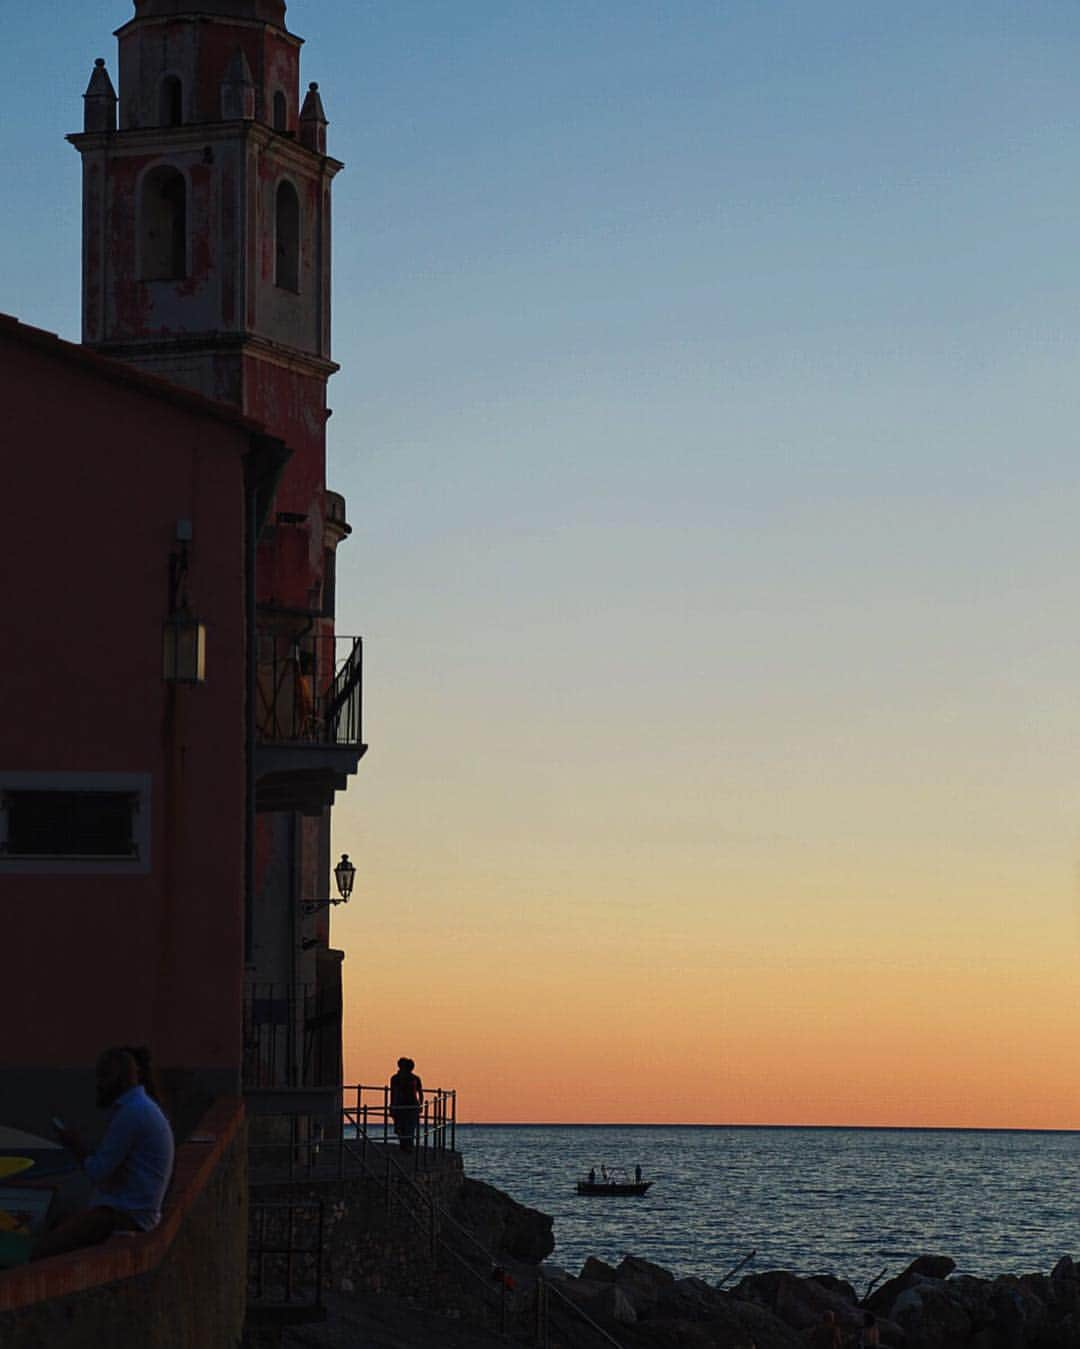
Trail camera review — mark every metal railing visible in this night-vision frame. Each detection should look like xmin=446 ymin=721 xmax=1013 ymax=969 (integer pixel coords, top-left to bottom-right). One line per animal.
xmin=245 ymin=1094 xmax=625 ymax=1348
xmin=246 ymin=1085 xmax=456 ymax=1184
xmin=255 ymin=632 xmax=363 ymax=746
xmin=343 ymin=1083 xmax=457 ymax=1159
xmin=246 ymin=1199 xmax=326 ymax=1325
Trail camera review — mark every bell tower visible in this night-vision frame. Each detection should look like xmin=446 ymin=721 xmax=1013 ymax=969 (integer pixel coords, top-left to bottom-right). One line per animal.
xmin=68 ymin=0 xmax=341 ymax=539
xmin=69 ymin=3 xmax=364 ymax=1097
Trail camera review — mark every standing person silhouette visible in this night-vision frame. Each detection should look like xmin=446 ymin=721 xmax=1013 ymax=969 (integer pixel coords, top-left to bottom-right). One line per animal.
xmin=389 ymin=1057 xmax=423 ymax=1152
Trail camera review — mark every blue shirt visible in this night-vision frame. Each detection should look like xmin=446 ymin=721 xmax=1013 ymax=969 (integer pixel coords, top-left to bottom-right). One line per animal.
xmin=83 ymin=1085 xmax=175 ymax=1231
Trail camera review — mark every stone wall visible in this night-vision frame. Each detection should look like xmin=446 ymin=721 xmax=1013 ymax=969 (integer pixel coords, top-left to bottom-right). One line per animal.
xmin=250 ymin=1149 xmax=466 ymax=1303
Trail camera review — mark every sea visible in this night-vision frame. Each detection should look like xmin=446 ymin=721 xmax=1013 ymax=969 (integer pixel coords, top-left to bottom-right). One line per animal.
xmin=456 ymin=1125 xmax=1079 ymax=1291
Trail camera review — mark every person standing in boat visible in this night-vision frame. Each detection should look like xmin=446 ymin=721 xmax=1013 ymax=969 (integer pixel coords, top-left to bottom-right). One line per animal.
xmin=389 ymin=1056 xmax=423 ymax=1151
xmin=634 ymin=1164 xmax=642 ymax=1183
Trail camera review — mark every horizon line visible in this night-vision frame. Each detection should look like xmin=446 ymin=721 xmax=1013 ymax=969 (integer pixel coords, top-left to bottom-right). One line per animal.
xmin=457 ymin=1122 xmax=1080 ymax=1133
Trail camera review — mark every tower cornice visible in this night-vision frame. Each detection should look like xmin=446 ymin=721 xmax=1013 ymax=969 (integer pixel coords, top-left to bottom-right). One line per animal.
xmin=88 ymin=333 xmax=341 ymax=381
xmin=114 ymin=12 xmax=301 ymax=47
xmin=68 ymin=121 xmax=344 ymax=179
xmin=123 ymin=0 xmax=288 ymax=28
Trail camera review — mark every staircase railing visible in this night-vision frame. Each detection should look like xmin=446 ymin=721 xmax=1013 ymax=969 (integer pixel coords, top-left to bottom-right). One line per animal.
xmin=246 ymin=1085 xmax=625 ymax=1347
xmin=342 ymin=1111 xmax=626 ymax=1348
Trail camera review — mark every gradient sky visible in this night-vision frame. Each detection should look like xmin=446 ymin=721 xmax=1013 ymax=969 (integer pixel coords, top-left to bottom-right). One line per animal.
xmin=5 ymin=2 xmax=1080 ymax=1126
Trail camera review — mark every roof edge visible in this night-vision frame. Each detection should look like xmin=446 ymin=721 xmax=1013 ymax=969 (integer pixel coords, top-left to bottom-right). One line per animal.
xmin=0 ymin=313 xmax=267 ymax=439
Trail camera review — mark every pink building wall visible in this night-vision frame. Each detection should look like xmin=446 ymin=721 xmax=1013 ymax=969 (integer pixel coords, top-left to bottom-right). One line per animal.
xmin=0 ymin=317 xmax=258 ymax=1123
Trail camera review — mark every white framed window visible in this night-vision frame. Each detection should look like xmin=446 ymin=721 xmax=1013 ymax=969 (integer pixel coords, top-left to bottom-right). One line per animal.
xmin=0 ymin=772 xmax=151 ymax=875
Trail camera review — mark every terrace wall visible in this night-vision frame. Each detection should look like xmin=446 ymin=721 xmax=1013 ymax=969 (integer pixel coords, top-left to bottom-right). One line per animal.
xmin=0 ymin=1097 xmax=246 ymax=1349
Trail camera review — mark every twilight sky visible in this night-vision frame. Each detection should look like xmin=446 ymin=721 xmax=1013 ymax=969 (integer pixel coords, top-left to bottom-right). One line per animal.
xmin=5 ymin=1 xmax=1080 ymax=1125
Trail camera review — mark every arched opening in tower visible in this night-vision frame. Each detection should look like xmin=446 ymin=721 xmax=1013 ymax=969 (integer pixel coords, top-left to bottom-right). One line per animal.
xmin=275 ymin=180 xmax=300 ymax=292
xmin=140 ymin=166 xmax=187 ymax=280
xmin=159 ymin=76 xmax=183 ymax=127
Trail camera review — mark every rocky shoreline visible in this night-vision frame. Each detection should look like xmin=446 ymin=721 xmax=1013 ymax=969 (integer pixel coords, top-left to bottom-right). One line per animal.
xmin=446 ymin=1179 xmax=1080 ymax=1347
xmin=271 ymin=1168 xmax=1080 ymax=1349
xmin=539 ymin=1249 xmax=1080 ymax=1348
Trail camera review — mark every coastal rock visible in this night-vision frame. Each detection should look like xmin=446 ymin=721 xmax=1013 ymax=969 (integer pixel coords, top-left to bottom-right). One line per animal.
xmin=731 ymin=1269 xmax=860 ymax=1333
xmin=581 ymin=1255 xmax=617 ymax=1282
xmin=985 ymin=1275 xmax=1048 ymax=1345
xmin=602 ymin=1284 xmax=640 ymax=1325
xmin=549 ymin=1258 xmax=802 ymax=1347
xmin=810 ymin=1273 xmax=858 ymax=1303
xmin=945 ymin=1274 xmax=997 ymax=1336
xmin=910 ymin=1255 xmax=957 ymax=1280
xmin=889 ymin=1281 xmax=971 ymax=1347
xmin=614 ymin=1254 xmax=677 ymax=1316
xmin=1051 ymin=1256 xmax=1079 ymax=1283
xmin=448 ymin=1177 xmax=554 ymax=1263
xmin=656 ymin=1275 xmax=728 ymax=1320
xmin=866 ymin=1255 xmax=956 ymax=1319
xmin=618 ymin=1296 xmax=804 ymax=1348
xmin=551 ymin=1275 xmax=638 ymax=1326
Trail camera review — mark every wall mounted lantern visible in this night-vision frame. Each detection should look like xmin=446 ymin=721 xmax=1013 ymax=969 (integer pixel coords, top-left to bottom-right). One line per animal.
xmin=303 ymin=853 xmax=356 ymax=915
xmin=163 ymin=609 xmax=206 ymax=683
xmin=334 ymin=852 xmax=356 ymax=901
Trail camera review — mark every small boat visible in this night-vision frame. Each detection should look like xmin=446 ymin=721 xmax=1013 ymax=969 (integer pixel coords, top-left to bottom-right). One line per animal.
xmin=575 ymin=1169 xmax=652 ymax=1197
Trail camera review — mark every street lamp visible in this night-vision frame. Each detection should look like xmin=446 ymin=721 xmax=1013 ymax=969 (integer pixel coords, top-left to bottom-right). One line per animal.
xmin=302 ymin=853 xmax=356 ymax=914
xmin=334 ymin=853 xmax=356 ymax=901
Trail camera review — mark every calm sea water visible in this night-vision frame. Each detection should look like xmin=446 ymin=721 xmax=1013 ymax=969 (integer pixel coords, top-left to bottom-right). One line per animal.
xmin=456 ymin=1125 xmax=1079 ymax=1289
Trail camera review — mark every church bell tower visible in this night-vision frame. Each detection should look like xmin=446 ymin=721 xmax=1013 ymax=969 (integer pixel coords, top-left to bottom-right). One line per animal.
xmin=68 ymin=0 xmax=341 ymax=538
xmin=69 ymin=3 xmax=364 ymax=1091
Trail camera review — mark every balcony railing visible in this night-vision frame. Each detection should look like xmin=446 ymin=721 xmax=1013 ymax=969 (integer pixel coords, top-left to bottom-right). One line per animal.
xmin=247 ymin=1085 xmax=458 ymax=1185
xmin=255 ymin=633 xmax=363 ymax=746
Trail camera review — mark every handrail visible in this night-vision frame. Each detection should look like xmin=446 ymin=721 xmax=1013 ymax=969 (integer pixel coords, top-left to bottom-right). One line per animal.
xmin=342 ymin=1114 xmax=525 ymax=1335
xmin=341 ymin=1082 xmax=457 ymax=1165
xmin=343 ymin=1112 xmax=625 ymax=1348
xmin=246 ymin=1102 xmax=626 ymax=1348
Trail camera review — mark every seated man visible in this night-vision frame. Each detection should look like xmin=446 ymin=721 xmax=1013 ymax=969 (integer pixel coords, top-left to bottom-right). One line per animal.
xmin=33 ymin=1047 xmax=174 ymax=1260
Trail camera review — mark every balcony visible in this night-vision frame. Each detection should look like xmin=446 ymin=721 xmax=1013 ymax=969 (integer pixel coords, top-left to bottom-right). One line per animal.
xmin=254 ymin=632 xmax=367 ymax=814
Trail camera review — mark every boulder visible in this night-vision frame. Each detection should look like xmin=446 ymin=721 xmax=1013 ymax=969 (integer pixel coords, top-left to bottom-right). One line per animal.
xmin=614 ymin=1253 xmax=676 ymax=1316
xmin=889 ymin=1281 xmax=971 ymax=1347
xmin=810 ymin=1273 xmax=858 ymax=1304
xmin=945 ymin=1274 xmax=996 ymax=1335
xmin=985 ymin=1274 xmax=1047 ymax=1345
xmin=910 ymin=1255 xmax=957 ymax=1280
xmin=1051 ymin=1256 xmax=1079 ymax=1283
xmin=866 ymin=1255 xmax=956 ymax=1319
xmin=448 ymin=1178 xmax=553 ymax=1263
xmin=657 ymin=1275 xmax=729 ymax=1321
xmin=732 ymin=1269 xmax=861 ymax=1334
xmin=617 ymin=1297 xmax=804 ymax=1348
xmin=581 ymin=1255 xmax=617 ymax=1283
xmin=548 ymin=1274 xmax=638 ymax=1326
